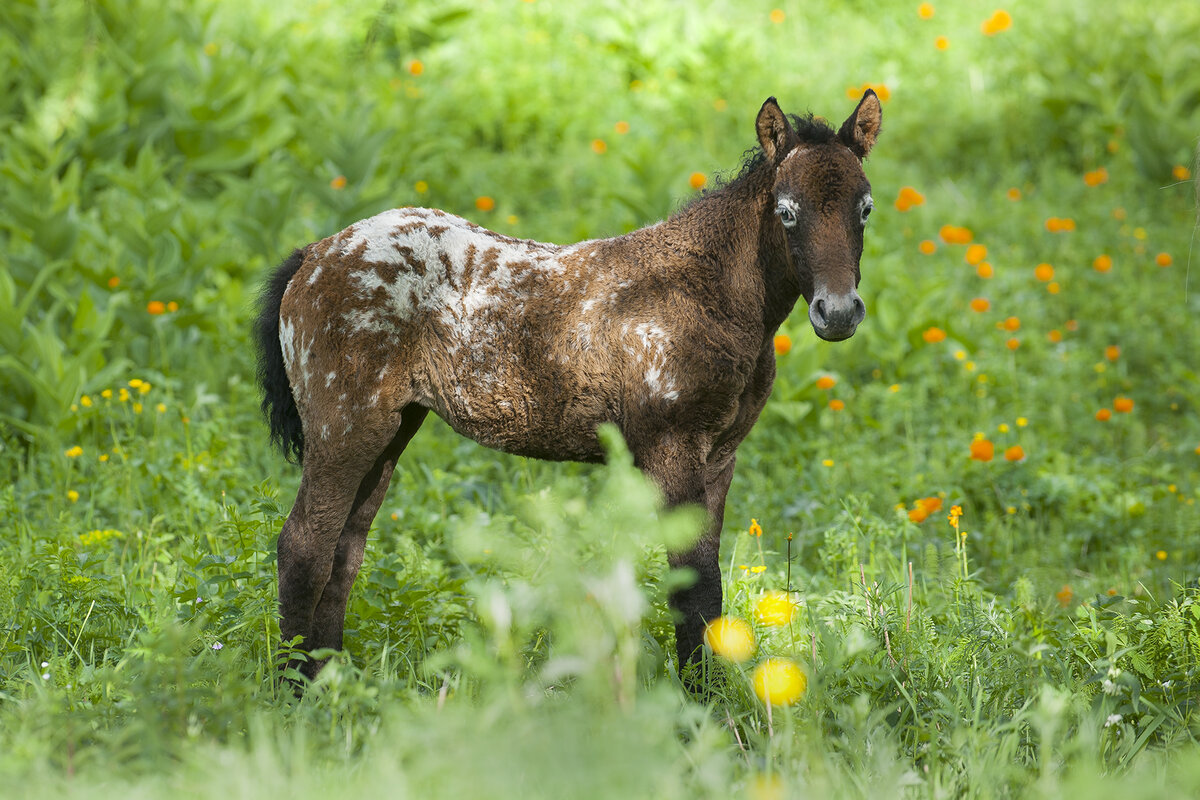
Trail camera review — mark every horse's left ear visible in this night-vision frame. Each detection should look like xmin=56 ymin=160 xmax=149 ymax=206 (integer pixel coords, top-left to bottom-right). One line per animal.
xmin=838 ymin=89 xmax=883 ymax=160
xmin=756 ymin=97 xmax=797 ymax=163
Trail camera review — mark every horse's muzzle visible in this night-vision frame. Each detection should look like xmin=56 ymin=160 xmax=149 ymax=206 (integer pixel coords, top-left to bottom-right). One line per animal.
xmin=809 ymin=288 xmax=866 ymax=342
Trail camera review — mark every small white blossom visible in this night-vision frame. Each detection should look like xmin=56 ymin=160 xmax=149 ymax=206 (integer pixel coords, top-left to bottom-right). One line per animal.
xmin=41 ymin=661 xmax=49 ymax=668
xmin=1105 ymin=714 xmax=1123 ymax=727
xmin=1102 ymin=679 xmax=1118 ymax=695
xmin=41 ymin=672 xmax=50 ymax=680
xmin=212 ymin=642 xmax=223 ymax=650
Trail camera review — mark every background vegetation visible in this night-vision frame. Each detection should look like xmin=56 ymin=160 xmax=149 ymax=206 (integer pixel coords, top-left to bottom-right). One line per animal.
xmin=2 ymin=0 xmax=1199 ymax=796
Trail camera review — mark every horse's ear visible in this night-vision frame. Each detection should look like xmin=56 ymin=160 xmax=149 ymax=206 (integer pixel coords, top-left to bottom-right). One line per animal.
xmin=756 ymin=97 xmax=795 ymax=163
xmin=838 ymin=89 xmax=883 ymax=159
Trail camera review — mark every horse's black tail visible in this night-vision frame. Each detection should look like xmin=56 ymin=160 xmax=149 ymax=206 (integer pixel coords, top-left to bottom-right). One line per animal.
xmin=254 ymin=247 xmax=307 ymax=464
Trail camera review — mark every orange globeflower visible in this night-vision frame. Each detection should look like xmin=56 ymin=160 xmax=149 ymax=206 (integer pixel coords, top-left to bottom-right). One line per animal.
xmin=1034 ymin=263 xmax=1055 ymax=281
xmin=1104 ymin=345 xmax=1120 ymax=361
xmin=1173 ymin=164 xmax=1192 ymax=181
xmin=918 ymin=2 xmax=935 ymax=19
xmin=908 ymin=505 xmax=930 ymax=523
xmin=689 ymin=172 xmax=707 ymax=190
xmin=1004 ymin=445 xmax=1025 ymax=461
xmin=1095 ymin=408 xmax=1112 ymax=421
xmin=614 ymin=120 xmax=630 ymax=135
xmin=969 ymin=297 xmax=990 ymax=312
xmin=1083 ymin=167 xmax=1108 ymax=187
xmin=829 ymin=399 xmax=846 ymax=411
xmin=1156 ymin=252 xmax=1172 ymax=267
xmin=970 ymin=438 xmax=994 ymax=462
xmin=965 ymin=244 xmax=988 ymax=265
xmin=591 ymin=139 xmax=607 ymax=154
xmin=407 ymin=59 xmax=424 ymax=76
xmin=147 ymin=300 xmax=166 ymax=315
xmin=1056 ymin=585 xmax=1074 ymax=606
xmin=1001 ymin=316 xmax=1020 ymax=332
xmin=1047 ymin=329 xmax=1063 ymax=343
xmin=1005 ymin=337 xmax=1020 ymax=351
xmin=774 ymin=334 xmax=792 ymax=355
xmin=922 ymin=326 xmax=947 ymax=343
xmin=919 ymin=239 xmax=937 ymax=255
xmin=976 ymin=262 xmax=994 ymax=279
xmin=981 ymin=10 xmax=1012 ymax=35
xmin=895 ymin=186 xmax=925 ymax=211
xmin=935 ymin=36 xmax=950 ymax=50
xmin=815 ymin=375 xmax=836 ymax=390
xmin=107 ymin=276 xmax=120 ymax=289
xmin=1114 ymin=396 xmax=1134 ymax=413
xmin=1093 ymin=254 xmax=1113 ymax=272
xmin=330 ymin=175 xmax=347 ymax=190
xmin=1045 ymin=217 xmax=1076 ymax=232
xmin=1006 ymin=187 xmax=1021 ymax=201
xmin=1066 ymin=319 xmax=1079 ymax=331
xmin=939 ymin=225 xmax=973 ymax=245
xmin=476 ymin=196 xmax=496 ymax=212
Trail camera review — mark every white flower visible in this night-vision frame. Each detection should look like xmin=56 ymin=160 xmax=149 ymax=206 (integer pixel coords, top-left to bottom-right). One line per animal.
xmin=212 ymin=642 xmax=223 ymax=650
xmin=1105 ymin=714 xmax=1123 ymax=727
xmin=41 ymin=672 xmax=50 ymax=680
xmin=1102 ymin=679 xmax=1118 ymax=695
xmin=41 ymin=661 xmax=49 ymax=668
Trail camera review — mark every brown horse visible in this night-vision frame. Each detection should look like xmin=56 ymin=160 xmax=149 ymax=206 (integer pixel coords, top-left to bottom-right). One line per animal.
xmin=255 ymin=92 xmax=882 ymax=683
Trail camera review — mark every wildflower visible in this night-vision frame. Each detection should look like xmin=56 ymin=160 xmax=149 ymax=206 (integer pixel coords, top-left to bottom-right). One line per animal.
xmin=118 ymin=388 xmax=130 ymax=402
xmin=969 ymin=297 xmax=990 ymax=312
xmin=1002 ymin=316 xmax=1020 ymax=332
xmin=689 ymin=172 xmax=707 ymax=190
xmin=407 ymin=59 xmax=424 ymax=76
xmin=475 ymin=196 xmax=496 ymax=212
xmin=1112 ymin=207 xmax=1127 ymax=220
xmin=815 ymin=375 xmax=836 ymax=390
xmin=1156 ymin=252 xmax=1172 ymax=267
xmin=954 ymin=349 xmax=966 ymax=361
xmin=132 ymin=402 xmax=143 ymax=414
xmin=965 ymin=244 xmax=987 ymax=265
xmin=889 ymin=383 xmax=900 ymax=393
xmin=591 ymin=139 xmax=607 ymax=154
xmin=129 ymin=379 xmax=143 ymax=389
xmin=774 ymin=334 xmax=792 ymax=355
xmin=935 ymin=36 xmax=949 ymax=50
xmin=80 ymin=395 xmax=93 ymax=408
xmin=107 ymin=276 xmax=120 ymax=289
xmin=1046 ymin=281 xmax=1060 ymax=294
xmin=166 ymin=301 xmax=178 ymax=312
xmin=614 ymin=121 xmax=630 ymax=135
xmin=156 ymin=403 xmax=167 ymax=413
xmin=998 ymin=423 xmax=1009 ymax=432
xmin=704 ymin=617 xmax=755 ymax=662
xmin=894 ymin=186 xmax=925 ymax=211
xmin=713 ymin=98 xmax=728 ymax=111
xmin=749 ymin=519 xmax=763 ymax=537
xmin=65 ymin=445 xmax=83 ymax=458
xmin=1056 ymin=585 xmax=1073 ymax=606
xmin=1034 ymin=263 xmax=1054 ymax=281
xmin=1066 ymin=319 xmax=1079 ymax=331
xmin=1096 ymin=408 xmax=1112 ymax=421
xmin=1105 ymin=714 xmax=1123 ymax=728
xmin=828 ymin=399 xmax=845 ymax=411
xmin=67 ymin=490 xmax=79 ymax=503
xmin=821 ymin=459 xmax=834 ymax=467
xmin=1156 ymin=550 xmax=1167 ymax=561
xmin=147 ymin=301 xmax=166 ymax=315
xmin=212 ymin=641 xmax=224 ymax=650
xmin=1173 ymin=164 xmax=1192 ymax=181
xmin=1006 ymin=337 xmax=1020 ymax=351
xmin=947 ymin=504 xmax=963 ymax=528
xmin=414 ymin=180 xmax=429 ymax=194
xmin=769 ymin=8 xmax=785 ymax=23
xmin=752 ymin=657 xmax=807 ymax=705
xmin=919 ymin=239 xmax=937 ymax=255
xmin=1048 ymin=328 xmax=1065 ymax=343
xmin=1093 ymin=254 xmax=1113 ymax=272
xmin=1104 ymin=345 xmax=1120 ymax=361
xmin=330 ymin=175 xmax=347 ymax=190
xmin=922 ymin=326 xmax=947 ymax=343
xmin=918 ymin=2 xmax=935 ymax=19
xmin=754 ymin=591 xmax=794 ymax=626
xmin=1133 ymin=227 xmax=1147 ymax=240
xmin=750 ymin=565 xmax=767 ymax=574
xmin=1004 ymin=445 xmax=1025 ymax=461
xmin=1045 ymin=217 xmax=1076 ymax=232
xmin=1113 ymin=396 xmax=1134 ymax=413
xmin=981 ymin=9 xmax=1012 ymax=35
xmin=939 ymin=225 xmax=973 ymax=244
xmin=969 ymin=439 xmax=994 ymax=462
xmin=908 ymin=505 xmax=930 ymax=523
xmin=1016 ymin=417 xmax=1027 ymax=427
xmin=1083 ymin=167 xmax=1108 ymax=187
xmin=506 ymin=215 xmax=519 ymax=226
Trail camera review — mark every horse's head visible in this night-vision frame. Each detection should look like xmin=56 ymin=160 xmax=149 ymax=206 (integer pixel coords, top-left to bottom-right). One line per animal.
xmin=756 ymin=92 xmax=882 ymax=342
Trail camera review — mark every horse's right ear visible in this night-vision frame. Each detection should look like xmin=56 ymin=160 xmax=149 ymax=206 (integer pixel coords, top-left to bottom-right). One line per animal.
xmin=756 ymin=97 xmax=795 ymax=163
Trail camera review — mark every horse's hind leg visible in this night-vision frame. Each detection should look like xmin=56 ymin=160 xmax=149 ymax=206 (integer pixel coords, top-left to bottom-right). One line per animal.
xmin=305 ymin=404 xmax=429 ymax=675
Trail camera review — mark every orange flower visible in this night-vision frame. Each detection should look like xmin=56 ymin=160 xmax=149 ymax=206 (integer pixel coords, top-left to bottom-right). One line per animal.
xmin=1034 ymin=263 xmax=1054 ymax=281
xmin=614 ymin=121 xmax=630 ymax=135
xmin=330 ymin=175 xmax=347 ymax=190
xmin=1004 ymin=445 xmax=1025 ymax=461
xmin=895 ymin=186 xmax=925 ymax=211
xmin=1006 ymin=187 xmax=1021 ymax=201
xmin=908 ymin=505 xmax=930 ymax=523
xmin=1046 ymin=281 xmax=1061 ymax=295
xmin=1113 ymin=396 xmax=1134 ymax=413
xmin=970 ymin=438 xmax=994 ymax=462
xmin=1047 ymin=329 xmax=1063 ymax=343
xmin=689 ymin=172 xmax=707 ymax=190
xmin=935 ymin=36 xmax=950 ymax=50
xmin=769 ymin=8 xmax=785 ymax=23
xmin=1056 ymin=585 xmax=1073 ymax=606
xmin=919 ymin=496 xmax=943 ymax=513
xmin=1104 ymin=345 xmax=1120 ymax=361
xmin=1001 ymin=316 xmax=1020 ymax=332
xmin=1083 ymin=167 xmax=1108 ymax=187
xmin=1156 ymin=252 xmax=1172 ymax=267
xmin=1005 ymin=337 xmax=1020 ymax=351
xmin=829 ymin=399 xmax=845 ymax=411
xmin=476 ymin=196 xmax=496 ymax=212
xmin=1045 ymin=217 xmax=1076 ymax=232
xmin=976 ymin=262 xmax=994 ymax=279
xmin=774 ymin=334 xmax=792 ymax=355
xmin=591 ymin=139 xmax=607 ymax=154
xmin=939 ymin=225 xmax=973 ymax=244
xmin=918 ymin=2 xmax=935 ymax=19
xmin=1093 ymin=254 xmax=1113 ymax=272
xmin=919 ymin=240 xmax=937 ymax=255
xmin=107 ymin=276 xmax=120 ymax=289
xmin=1173 ymin=164 xmax=1192 ymax=181
xmin=147 ymin=300 xmax=166 ymax=315
xmin=166 ymin=301 xmax=179 ymax=312
xmin=981 ymin=9 xmax=1012 ymax=35
xmin=407 ymin=59 xmax=424 ymax=76
xmin=815 ymin=375 xmax=836 ymax=390
xmin=965 ymin=244 xmax=987 ymax=265
xmin=1066 ymin=319 xmax=1079 ymax=331
xmin=1095 ymin=408 xmax=1112 ymax=421
xmin=922 ymin=326 xmax=947 ymax=343
xmin=969 ymin=297 xmax=990 ymax=313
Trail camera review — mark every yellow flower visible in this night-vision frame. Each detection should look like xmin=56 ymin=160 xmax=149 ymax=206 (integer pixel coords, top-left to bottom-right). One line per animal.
xmin=749 ymin=518 xmax=763 ymax=537
xmin=750 ymin=565 xmax=767 ymax=574
xmin=752 ymin=657 xmax=807 ymax=705
xmin=821 ymin=459 xmax=834 ymax=467
xmin=132 ymin=402 xmax=143 ymax=414
xmin=101 ymin=389 xmax=113 ymax=399
xmin=80 ymin=395 xmax=93 ymax=408
xmin=769 ymin=8 xmax=785 ymax=23
xmin=1156 ymin=550 xmax=1167 ymax=561
xmin=754 ymin=591 xmax=794 ymax=626
xmin=67 ymin=490 xmax=79 ymax=503
xmin=65 ymin=446 xmax=83 ymax=458
xmin=138 ymin=382 xmax=151 ymax=394
xmin=918 ymin=3 xmax=935 ymax=20
xmin=128 ymin=379 xmax=143 ymax=389
xmin=1016 ymin=417 xmax=1028 ymax=427
xmin=414 ymin=180 xmax=429 ymax=194
xmin=156 ymin=403 xmax=167 ymax=414
xmin=119 ymin=388 xmax=130 ymax=402
xmin=704 ymin=617 xmax=755 ymax=662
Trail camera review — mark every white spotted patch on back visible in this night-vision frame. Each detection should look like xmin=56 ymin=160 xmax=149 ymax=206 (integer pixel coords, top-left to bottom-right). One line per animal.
xmin=626 ymin=322 xmax=678 ymax=402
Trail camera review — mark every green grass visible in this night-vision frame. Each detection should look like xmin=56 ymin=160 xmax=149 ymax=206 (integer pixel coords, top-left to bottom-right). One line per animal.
xmin=2 ymin=0 xmax=1200 ymax=797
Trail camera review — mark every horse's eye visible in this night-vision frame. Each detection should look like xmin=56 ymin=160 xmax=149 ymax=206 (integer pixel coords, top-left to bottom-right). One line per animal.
xmin=777 ymin=204 xmax=797 ymax=228
xmin=860 ymin=199 xmax=874 ymax=226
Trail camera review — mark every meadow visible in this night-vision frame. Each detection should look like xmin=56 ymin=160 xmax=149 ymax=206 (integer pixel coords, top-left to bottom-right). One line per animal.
xmin=2 ymin=0 xmax=1200 ymax=796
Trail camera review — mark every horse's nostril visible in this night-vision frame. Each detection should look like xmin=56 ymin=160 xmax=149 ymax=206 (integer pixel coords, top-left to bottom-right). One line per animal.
xmin=813 ymin=298 xmax=827 ymax=323
xmin=853 ymin=296 xmax=866 ymax=321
